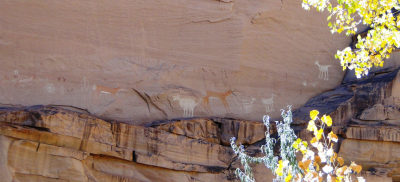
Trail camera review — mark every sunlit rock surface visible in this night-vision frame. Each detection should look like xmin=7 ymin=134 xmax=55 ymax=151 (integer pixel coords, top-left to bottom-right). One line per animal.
xmin=0 ymin=107 xmax=239 ymax=181
xmin=2 ymin=0 xmax=400 ymax=181
xmin=0 ymin=0 xmax=349 ymax=124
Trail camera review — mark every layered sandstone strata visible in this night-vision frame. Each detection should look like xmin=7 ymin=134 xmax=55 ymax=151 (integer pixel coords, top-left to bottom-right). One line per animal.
xmin=0 ymin=106 xmax=278 ymax=181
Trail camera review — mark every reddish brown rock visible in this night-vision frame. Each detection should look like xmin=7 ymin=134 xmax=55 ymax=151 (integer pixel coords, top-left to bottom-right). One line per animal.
xmin=156 ymin=118 xmax=221 ymax=144
xmin=155 ymin=118 xmax=272 ymax=146
xmin=0 ymin=108 xmax=115 ymax=146
xmin=0 ymin=0 xmax=351 ymax=124
xmin=214 ymin=118 xmax=269 ymax=146
xmin=113 ymin=122 xmax=234 ymax=172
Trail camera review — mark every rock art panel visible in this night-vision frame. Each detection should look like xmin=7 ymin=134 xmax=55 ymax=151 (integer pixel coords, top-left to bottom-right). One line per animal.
xmin=262 ymin=94 xmax=276 ymax=113
xmin=0 ymin=0 xmax=350 ymax=124
xmin=203 ymin=90 xmax=233 ymax=114
xmin=173 ymin=95 xmax=198 ymax=117
xmin=242 ymin=97 xmax=256 ymax=114
xmin=315 ymin=61 xmax=332 ymax=80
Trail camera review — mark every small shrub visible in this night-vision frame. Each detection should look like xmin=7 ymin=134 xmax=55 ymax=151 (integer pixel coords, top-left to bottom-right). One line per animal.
xmin=231 ymin=107 xmax=364 ymax=182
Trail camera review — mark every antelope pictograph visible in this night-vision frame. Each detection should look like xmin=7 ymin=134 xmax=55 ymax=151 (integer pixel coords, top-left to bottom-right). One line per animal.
xmin=262 ymin=94 xmax=276 ymax=113
xmin=203 ymin=90 xmax=234 ymax=114
xmin=315 ymin=61 xmax=332 ymax=80
xmin=242 ymin=98 xmax=256 ymax=114
xmin=92 ymin=84 xmax=125 ymax=101
xmin=173 ymin=95 xmax=198 ymax=117
xmin=15 ymin=74 xmax=35 ymax=87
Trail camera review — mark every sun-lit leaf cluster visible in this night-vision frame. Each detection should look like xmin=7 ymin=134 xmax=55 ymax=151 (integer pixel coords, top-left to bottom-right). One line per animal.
xmin=231 ymin=108 xmax=365 ymax=182
xmin=302 ymin=0 xmax=400 ymax=78
xmin=293 ymin=110 xmax=364 ymax=182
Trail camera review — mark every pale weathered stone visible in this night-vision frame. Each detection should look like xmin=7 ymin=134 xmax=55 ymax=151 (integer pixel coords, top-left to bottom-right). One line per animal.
xmin=8 ymin=140 xmax=88 ymax=181
xmin=387 ymin=106 xmax=400 ymax=120
xmin=359 ymin=104 xmax=386 ymax=121
xmin=84 ymin=155 xmax=231 ymax=182
xmin=113 ymin=123 xmax=234 ymax=172
xmin=13 ymin=173 xmax=69 ymax=182
xmin=37 ymin=142 xmax=88 ymax=160
xmin=0 ymin=135 xmax=13 ymax=182
xmin=339 ymin=139 xmax=400 ymax=165
xmin=346 ymin=125 xmax=400 ymax=142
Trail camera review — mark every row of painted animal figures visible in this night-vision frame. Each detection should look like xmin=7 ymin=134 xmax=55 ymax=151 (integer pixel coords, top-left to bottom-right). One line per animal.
xmin=173 ymin=91 xmax=276 ymax=117
xmin=90 ymin=84 xmax=274 ymax=118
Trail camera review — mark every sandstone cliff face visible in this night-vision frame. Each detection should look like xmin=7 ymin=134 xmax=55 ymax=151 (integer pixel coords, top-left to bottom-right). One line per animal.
xmin=0 ymin=0 xmax=350 ymax=125
xmin=0 ymin=106 xmax=279 ymax=181
xmin=2 ymin=0 xmax=400 ymax=181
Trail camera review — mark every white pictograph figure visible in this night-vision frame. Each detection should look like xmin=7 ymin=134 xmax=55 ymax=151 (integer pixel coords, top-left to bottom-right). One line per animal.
xmin=14 ymin=70 xmax=18 ymax=78
xmin=315 ymin=61 xmax=332 ymax=80
xmin=242 ymin=98 xmax=256 ymax=113
xmin=311 ymin=82 xmax=318 ymax=88
xmin=262 ymin=94 xmax=276 ymax=113
xmin=81 ymin=76 xmax=90 ymax=91
xmin=92 ymin=84 xmax=124 ymax=103
xmin=60 ymin=85 xmax=64 ymax=95
xmin=17 ymin=75 xmax=35 ymax=87
xmin=173 ymin=95 xmax=198 ymax=117
xmin=45 ymin=83 xmax=55 ymax=93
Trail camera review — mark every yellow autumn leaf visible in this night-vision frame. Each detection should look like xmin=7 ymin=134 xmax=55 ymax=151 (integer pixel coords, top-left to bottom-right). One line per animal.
xmin=315 ymin=156 xmax=321 ymax=164
xmin=329 ymin=174 xmax=337 ymax=182
xmin=293 ymin=138 xmax=302 ymax=149
xmin=298 ymin=161 xmax=306 ymax=170
xmin=330 ymin=152 xmax=337 ymax=162
xmin=285 ymin=173 xmax=292 ymax=182
xmin=310 ymin=137 xmax=317 ymax=144
xmin=316 ymin=129 xmax=324 ymax=140
xmin=276 ymin=160 xmax=284 ymax=176
xmin=350 ymin=162 xmax=362 ymax=173
xmin=294 ymin=173 xmax=302 ymax=181
xmin=321 ymin=115 xmax=333 ymax=126
xmin=310 ymin=110 xmax=319 ymax=120
xmin=328 ymin=131 xmax=338 ymax=142
xmin=337 ymin=157 xmax=344 ymax=166
xmin=336 ymin=165 xmax=347 ymax=177
xmin=313 ymin=161 xmax=320 ymax=171
xmin=303 ymin=160 xmax=311 ymax=170
xmin=307 ymin=120 xmax=316 ymax=132
xmin=302 ymin=141 xmax=308 ymax=148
